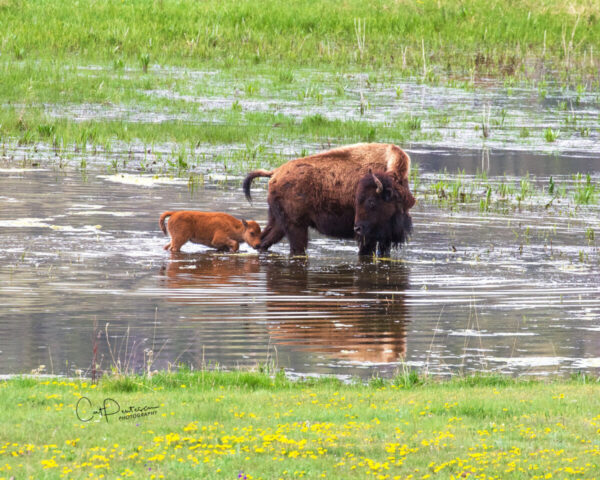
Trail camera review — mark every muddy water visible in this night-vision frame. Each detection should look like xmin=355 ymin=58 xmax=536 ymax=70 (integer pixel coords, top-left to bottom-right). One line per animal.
xmin=0 ymin=157 xmax=599 ymax=379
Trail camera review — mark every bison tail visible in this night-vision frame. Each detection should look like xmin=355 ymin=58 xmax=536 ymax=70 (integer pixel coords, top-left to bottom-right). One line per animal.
xmin=159 ymin=211 xmax=173 ymax=235
xmin=242 ymin=169 xmax=273 ymax=203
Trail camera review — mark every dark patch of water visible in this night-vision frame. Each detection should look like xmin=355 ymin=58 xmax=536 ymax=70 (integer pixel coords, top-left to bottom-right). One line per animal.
xmin=411 ymin=147 xmax=600 ymax=177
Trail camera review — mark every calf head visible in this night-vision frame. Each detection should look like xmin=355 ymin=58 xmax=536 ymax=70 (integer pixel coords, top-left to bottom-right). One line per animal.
xmin=354 ymin=171 xmax=415 ymax=251
xmin=242 ymin=220 xmax=262 ymax=249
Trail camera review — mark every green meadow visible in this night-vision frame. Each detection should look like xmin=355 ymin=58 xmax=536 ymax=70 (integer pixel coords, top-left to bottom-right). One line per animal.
xmin=3 ymin=0 xmax=599 ymax=74
xmin=1 ymin=371 xmax=599 ymax=479
xmin=1 ymin=0 xmax=600 ymax=161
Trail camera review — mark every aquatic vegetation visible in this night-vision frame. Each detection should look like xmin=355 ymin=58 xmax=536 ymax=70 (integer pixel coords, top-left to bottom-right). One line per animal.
xmin=517 ymin=174 xmax=532 ymax=203
xmin=585 ymin=226 xmax=595 ymax=243
xmin=572 ymin=173 xmax=598 ymax=205
xmin=418 ymin=169 xmax=600 ymax=212
xmin=400 ymin=115 xmax=422 ymax=131
xmin=2 ymin=0 xmax=598 ymax=82
xmin=544 ymin=127 xmax=560 ymax=142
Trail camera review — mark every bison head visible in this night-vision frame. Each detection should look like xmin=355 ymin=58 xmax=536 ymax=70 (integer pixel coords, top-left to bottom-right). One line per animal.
xmin=354 ymin=170 xmax=415 ymax=256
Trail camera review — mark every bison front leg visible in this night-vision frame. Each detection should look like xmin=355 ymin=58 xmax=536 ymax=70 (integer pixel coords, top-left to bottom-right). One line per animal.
xmin=377 ymin=240 xmax=392 ymax=257
xmin=358 ymin=238 xmax=377 ymax=256
xmin=259 ymin=221 xmax=285 ymax=252
xmin=286 ymin=224 xmax=309 ymax=256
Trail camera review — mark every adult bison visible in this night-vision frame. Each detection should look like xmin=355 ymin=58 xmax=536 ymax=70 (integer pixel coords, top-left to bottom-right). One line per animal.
xmin=243 ymin=143 xmax=415 ymax=256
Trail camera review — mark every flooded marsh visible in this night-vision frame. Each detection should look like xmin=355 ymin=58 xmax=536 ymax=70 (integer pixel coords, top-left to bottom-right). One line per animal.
xmin=2 ymin=29 xmax=600 ymax=380
xmin=1 ymin=148 xmax=598 ymax=378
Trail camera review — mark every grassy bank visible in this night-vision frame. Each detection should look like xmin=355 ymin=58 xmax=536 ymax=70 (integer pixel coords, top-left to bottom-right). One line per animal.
xmin=1 ymin=370 xmax=599 ymax=479
xmin=1 ymin=1 xmax=599 ymax=169
xmin=3 ymin=0 xmax=599 ymax=77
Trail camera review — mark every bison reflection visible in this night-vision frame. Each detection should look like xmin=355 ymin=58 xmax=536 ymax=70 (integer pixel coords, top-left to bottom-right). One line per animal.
xmin=160 ymin=254 xmax=409 ymax=365
xmin=264 ymin=259 xmax=409 ymax=364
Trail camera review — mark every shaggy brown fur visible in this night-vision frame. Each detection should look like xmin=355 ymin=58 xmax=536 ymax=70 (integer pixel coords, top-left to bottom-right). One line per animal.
xmin=159 ymin=211 xmax=261 ymax=253
xmin=242 ymin=143 xmax=414 ymax=256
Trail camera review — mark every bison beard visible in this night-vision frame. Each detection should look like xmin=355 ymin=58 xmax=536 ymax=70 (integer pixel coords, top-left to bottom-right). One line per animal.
xmin=242 ymin=143 xmax=415 ymax=257
xmin=354 ymin=172 xmax=414 ymax=257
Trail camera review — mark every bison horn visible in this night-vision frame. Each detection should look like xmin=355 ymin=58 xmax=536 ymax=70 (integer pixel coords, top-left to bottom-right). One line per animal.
xmin=372 ymin=172 xmax=383 ymax=195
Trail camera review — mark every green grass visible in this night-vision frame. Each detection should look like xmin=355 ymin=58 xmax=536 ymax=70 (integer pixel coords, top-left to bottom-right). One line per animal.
xmin=1 ymin=370 xmax=599 ymax=479
xmin=2 ymin=0 xmax=599 ymax=77
xmin=0 ymin=0 xmax=599 ymax=164
xmin=0 ymin=106 xmax=441 ymax=156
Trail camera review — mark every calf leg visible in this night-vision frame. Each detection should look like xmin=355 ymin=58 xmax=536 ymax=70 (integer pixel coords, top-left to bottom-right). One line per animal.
xmin=167 ymin=233 xmax=188 ymax=253
xmin=211 ymin=233 xmax=239 ymax=252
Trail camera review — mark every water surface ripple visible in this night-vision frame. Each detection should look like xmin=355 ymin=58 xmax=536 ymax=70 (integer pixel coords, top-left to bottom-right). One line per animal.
xmin=0 ymin=164 xmax=598 ymax=378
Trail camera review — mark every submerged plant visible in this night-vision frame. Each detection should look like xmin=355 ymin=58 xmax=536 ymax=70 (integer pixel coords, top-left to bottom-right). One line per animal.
xmin=572 ymin=173 xmax=597 ymax=205
xmin=497 ymin=179 xmax=515 ymax=199
xmin=544 ymin=128 xmax=559 ymax=142
xmin=231 ymin=100 xmax=242 ymax=112
xmin=479 ymin=186 xmax=492 ymax=212
xmin=277 ymin=70 xmax=294 ymax=84
xmin=37 ymin=123 xmax=55 ymax=138
xmin=481 ymin=104 xmax=491 ymax=138
xmin=402 ymin=115 xmax=421 ymax=131
xmin=585 ymin=227 xmax=595 ymax=243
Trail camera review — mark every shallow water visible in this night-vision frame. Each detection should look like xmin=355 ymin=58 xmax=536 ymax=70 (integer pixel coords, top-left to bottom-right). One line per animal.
xmin=17 ymin=65 xmax=600 ymax=177
xmin=1 ymin=155 xmax=598 ymax=379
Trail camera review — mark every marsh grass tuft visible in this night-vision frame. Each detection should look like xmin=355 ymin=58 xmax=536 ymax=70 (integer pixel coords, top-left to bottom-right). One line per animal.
xmin=544 ymin=127 xmax=560 ymax=142
xmin=572 ymin=173 xmax=597 ymax=205
xmin=140 ymin=52 xmax=150 ymax=73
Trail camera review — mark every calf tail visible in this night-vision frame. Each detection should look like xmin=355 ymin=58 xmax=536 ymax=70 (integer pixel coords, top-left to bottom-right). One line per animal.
xmin=159 ymin=211 xmax=173 ymax=234
xmin=242 ymin=169 xmax=273 ymax=203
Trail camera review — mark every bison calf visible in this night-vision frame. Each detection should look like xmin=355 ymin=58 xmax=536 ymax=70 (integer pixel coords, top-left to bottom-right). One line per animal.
xmin=243 ymin=143 xmax=415 ymax=256
xmin=159 ymin=211 xmax=261 ymax=253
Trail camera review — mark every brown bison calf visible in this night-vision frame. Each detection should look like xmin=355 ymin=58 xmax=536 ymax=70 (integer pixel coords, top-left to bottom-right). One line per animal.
xmin=159 ymin=211 xmax=261 ymax=253
xmin=243 ymin=143 xmax=415 ymax=256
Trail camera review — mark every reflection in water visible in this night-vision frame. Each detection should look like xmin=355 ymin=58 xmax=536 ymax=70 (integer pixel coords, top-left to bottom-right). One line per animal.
xmin=160 ymin=253 xmax=261 ymax=289
xmin=264 ymin=259 xmax=408 ymax=364
xmin=159 ymin=254 xmax=410 ymax=365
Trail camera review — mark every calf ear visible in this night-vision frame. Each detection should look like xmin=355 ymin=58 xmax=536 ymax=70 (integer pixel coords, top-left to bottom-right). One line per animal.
xmin=242 ymin=219 xmax=248 ymax=228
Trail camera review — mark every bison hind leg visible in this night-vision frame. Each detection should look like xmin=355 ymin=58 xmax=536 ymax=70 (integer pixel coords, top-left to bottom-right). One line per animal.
xmin=286 ymin=224 xmax=309 ymax=256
